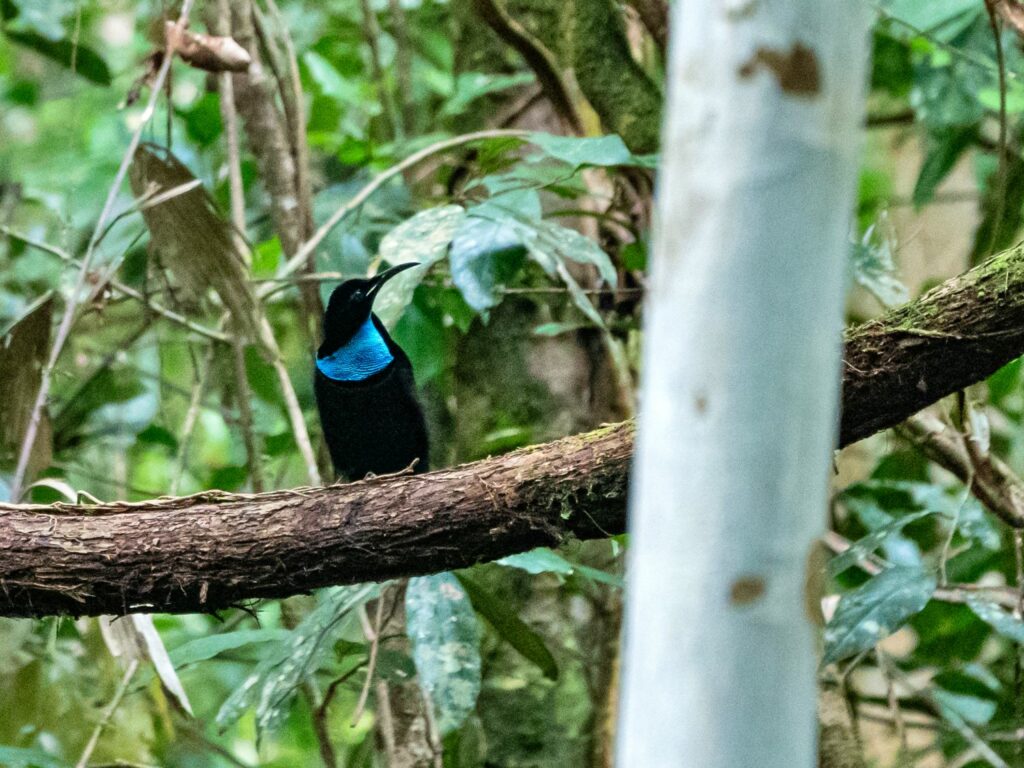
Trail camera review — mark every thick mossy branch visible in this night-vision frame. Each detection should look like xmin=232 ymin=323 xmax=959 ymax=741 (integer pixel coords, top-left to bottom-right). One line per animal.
xmin=3 ymin=249 xmax=1024 ymax=617
xmin=567 ymin=0 xmax=663 ymax=153
xmin=840 ymin=242 xmax=1024 ymax=445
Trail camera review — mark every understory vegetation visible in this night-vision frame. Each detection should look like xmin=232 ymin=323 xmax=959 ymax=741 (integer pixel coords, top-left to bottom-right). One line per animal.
xmin=3 ymin=0 xmax=1024 ymax=766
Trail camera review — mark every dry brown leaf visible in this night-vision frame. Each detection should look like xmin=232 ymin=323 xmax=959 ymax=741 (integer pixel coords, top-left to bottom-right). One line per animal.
xmin=129 ymin=144 xmax=262 ymax=342
xmin=164 ymin=21 xmax=251 ymax=73
xmin=0 ymin=294 xmax=53 ymax=482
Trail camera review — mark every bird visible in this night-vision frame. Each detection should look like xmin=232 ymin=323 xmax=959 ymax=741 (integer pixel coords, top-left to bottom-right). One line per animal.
xmin=314 ymin=263 xmax=430 ymax=482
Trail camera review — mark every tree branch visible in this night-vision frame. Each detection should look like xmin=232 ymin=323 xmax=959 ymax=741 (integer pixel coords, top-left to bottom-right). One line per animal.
xmin=0 ymin=423 xmax=631 ymax=617
xmin=4 ymin=246 xmax=1024 ymax=617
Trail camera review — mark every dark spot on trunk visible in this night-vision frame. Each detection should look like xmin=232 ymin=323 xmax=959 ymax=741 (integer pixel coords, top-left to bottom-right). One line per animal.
xmin=738 ymin=42 xmax=820 ymax=96
xmin=694 ymin=391 xmax=709 ymax=414
xmin=730 ymin=575 xmax=766 ymax=605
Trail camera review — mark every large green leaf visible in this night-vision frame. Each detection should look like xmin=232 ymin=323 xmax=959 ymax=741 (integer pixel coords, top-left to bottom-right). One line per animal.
xmin=529 ymin=132 xmax=654 ymax=169
xmin=933 ymin=689 xmax=997 ymax=726
xmin=822 ymin=566 xmax=936 ymax=665
xmin=302 ymin=50 xmax=364 ymax=106
xmin=375 ymin=205 xmax=466 ymax=327
xmin=170 ymin=629 xmax=292 ymax=667
xmin=827 ymin=510 xmax=937 ymax=578
xmin=525 ymin=218 xmax=617 ymax=287
xmin=913 ymin=126 xmax=977 ymax=206
xmin=406 ymin=573 xmax=481 ymax=735
xmin=456 ymin=574 xmax=558 ymax=680
xmin=215 ymin=584 xmax=376 ymax=740
xmin=881 ymin=0 xmax=981 ymax=34
xmin=498 ymin=547 xmax=624 ymax=587
xmin=529 ymin=133 xmax=633 ymax=168
xmin=449 ymin=214 xmax=526 ymax=311
xmin=442 ymin=72 xmax=535 ymax=117
xmin=2 ymin=30 xmax=111 ymax=85
xmin=965 ymin=595 xmax=1024 ymax=644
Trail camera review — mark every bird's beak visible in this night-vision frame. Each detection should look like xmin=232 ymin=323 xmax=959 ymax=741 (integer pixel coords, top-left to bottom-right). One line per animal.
xmin=367 ymin=262 xmax=418 ymax=300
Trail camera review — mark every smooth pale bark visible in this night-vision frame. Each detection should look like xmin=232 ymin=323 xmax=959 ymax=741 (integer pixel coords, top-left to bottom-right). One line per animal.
xmin=617 ymin=4 xmax=870 ymax=767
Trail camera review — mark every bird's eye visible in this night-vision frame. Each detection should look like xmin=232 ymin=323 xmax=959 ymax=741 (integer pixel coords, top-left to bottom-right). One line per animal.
xmin=352 ymin=290 xmax=365 ymax=302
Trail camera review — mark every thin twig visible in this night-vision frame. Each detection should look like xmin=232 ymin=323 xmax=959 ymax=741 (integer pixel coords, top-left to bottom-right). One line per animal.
xmin=10 ymin=0 xmax=197 ymax=500
xmin=215 ymin=13 xmax=265 ymax=494
xmin=171 ymin=344 xmax=217 ymax=496
xmin=889 ymin=664 xmax=1009 ymax=768
xmin=317 ymin=661 xmax=368 ymax=722
xmin=352 ymin=594 xmax=385 ymax=725
xmin=357 ymin=0 xmax=401 ymax=140
xmin=900 ymin=411 xmax=1024 ymax=529
xmin=940 ymin=472 xmax=974 ymax=586
xmin=231 ymin=336 xmax=264 ymax=492
xmin=264 ymin=325 xmax=321 ymax=486
xmin=1015 ymin=529 xmax=1024 ymax=766
xmin=260 ymin=0 xmax=315 ymax=243
xmin=984 ymin=0 xmax=1009 ymax=258
xmin=876 ymin=650 xmax=909 ymax=757
xmin=74 ymin=658 xmax=139 ymax=768
xmin=263 ymin=129 xmax=530 ymax=295
xmin=387 ymin=0 xmax=414 ymax=135
xmin=178 ymin=720 xmax=254 ymax=768
xmin=215 ymin=0 xmax=246 ymax=235
xmin=0 ymin=225 xmax=229 ymax=343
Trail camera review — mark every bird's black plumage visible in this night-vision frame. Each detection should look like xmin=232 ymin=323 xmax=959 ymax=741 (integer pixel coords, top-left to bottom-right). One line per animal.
xmin=314 ymin=264 xmax=429 ymax=481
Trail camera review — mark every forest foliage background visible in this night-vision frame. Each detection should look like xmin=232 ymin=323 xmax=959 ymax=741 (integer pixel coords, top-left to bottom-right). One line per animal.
xmin=2 ymin=0 xmax=1024 ymax=766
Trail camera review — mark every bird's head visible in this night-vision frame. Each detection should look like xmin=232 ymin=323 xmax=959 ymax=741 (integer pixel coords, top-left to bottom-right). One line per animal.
xmin=320 ymin=263 xmax=417 ymax=356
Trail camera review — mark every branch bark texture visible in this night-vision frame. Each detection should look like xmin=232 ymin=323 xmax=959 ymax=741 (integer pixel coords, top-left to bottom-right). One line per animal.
xmin=0 ymin=426 xmax=630 ymax=618
xmin=3 ymin=246 xmax=1024 ymax=617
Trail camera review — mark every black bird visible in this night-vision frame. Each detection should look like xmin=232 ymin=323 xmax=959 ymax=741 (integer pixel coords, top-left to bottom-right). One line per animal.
xmin=314 ymin=263 xmax=430 ymax=481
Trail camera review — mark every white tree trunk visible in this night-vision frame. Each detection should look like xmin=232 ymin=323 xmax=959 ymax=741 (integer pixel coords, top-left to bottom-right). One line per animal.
xmin=617 ymin=3 xmax=870 ymax=767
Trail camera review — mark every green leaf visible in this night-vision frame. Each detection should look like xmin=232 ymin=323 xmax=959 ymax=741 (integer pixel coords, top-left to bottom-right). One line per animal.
xmin=881 ymin=0 xmax=981 ymax=34
xmin=479 ymin=180 xmax=543 ymax=221
xmin=441 ymin=72 xmax=536 ymax=117
xmin=933 ymin=689 xmax=997 ymax=726
xmin=965 ymin=595 xmax=1024 ymax=643
xmin=529 ymin=133 xmax=635 ymax=169
xmin=913 ymin=126 xmax=977 ymax=207
xmin=406 ymin=573 xmax=481 ymax=735
xmin=822 ymin=566 xmax=936 ymax=665
xmin=170 ymin=629 xmax=293 ymax=667
xmin=456 ymin=574 xmax=559 ymax=680
xmin=533 ymin=321 xmax=587 ymax=337
xmin=302 ymin=50 xmax=363 ymax=105
xmin=2 ymin=30 xmax=111 ymax=85
xmin=498 ymin=548 xmax=623 ymax=587
xmin=528 ymin=219 xmax=617 ymax=287
xmin=5 ymin=0 xmax=74 ymax=41
xmin=827 ymin=510 xmax=937 ymax=578
xmin=0 ymin=745 xmax=68 ymax=768
xmin=215 ymin=584 xmax=376 ymax=740
xmin=850 ymin=221 xmax=908 ymax=308
xmin=375 ymin=205 xmax=466 ymax=327
xmin=449 ymin=214 xmax=526 ymax=311
xmin=498 ymin=548 xmax=575 ymax=575
xmin=573 ymin=563 xmax=625 ymax=588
